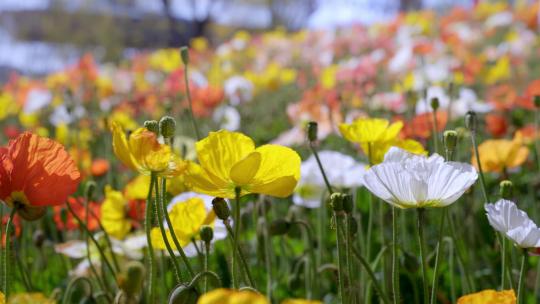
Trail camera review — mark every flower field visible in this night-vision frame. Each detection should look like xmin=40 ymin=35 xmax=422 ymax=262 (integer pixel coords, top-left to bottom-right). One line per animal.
xmin=2 ymin=2 xmax=540 ymax=303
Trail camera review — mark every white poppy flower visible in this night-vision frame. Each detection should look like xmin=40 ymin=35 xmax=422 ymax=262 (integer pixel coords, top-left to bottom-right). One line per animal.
xmin=485 ymin=199 xmax=540 ymax=248
xmin=294 ymin=151 xmax=366 ymax=208
xmin=212 ymin=105 xmax=241 ymax=131
xmin=363 ymin=147 xmax=477 ymax=209
xmin=224 ymin=76 xmax=253 ymax=105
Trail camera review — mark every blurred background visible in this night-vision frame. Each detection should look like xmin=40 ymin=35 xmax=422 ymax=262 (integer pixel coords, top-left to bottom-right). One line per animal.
xmin=0 ymin=0 xmax=478 ymax=80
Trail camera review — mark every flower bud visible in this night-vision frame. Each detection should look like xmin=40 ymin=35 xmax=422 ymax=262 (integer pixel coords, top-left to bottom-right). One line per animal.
xmin=430 ymin=97 xmax=440 ymax=111
xmin=200 ymin=225 xmax=214 ymax=243
xmin=307 ymin=121 xmax=318 ymax=142
xmin=443 ymin=130 xmax=458 ymax=151
xmin=212 ymin=197 xmax=230 ymax=220
xmin=117 ymin=261 xmax=145 ymax=297
xmin=85 ymin=181 xmax=97 ymax=201
xmin=159 ymin=116 xmax=177 ymax=138
xmin=168 ymin=284 xmax=198 ymax=304
xmin=330 ymin=192 xmax=344 ymax=212
xmin=269 ymin=218 xmax=291 ymax=236
xmin=180 ymin=47 xmax=189 ymax=65
xmin=535 ymin=95 xmax=540 ymax=108
xmin=342 ymin=194 xmax=353 ymax=214
xmin=464 ymin=111 xmax=477 ymax=132
xmin=144 ymin=120 xmax=159 ymax=135
xmin=500 ymin=180 xmax=513 ymax=200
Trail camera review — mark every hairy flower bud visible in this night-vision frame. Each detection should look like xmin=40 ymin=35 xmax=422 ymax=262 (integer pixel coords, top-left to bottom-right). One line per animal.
xmin=85 ymin=181 xmax=96 ymax=201
xmin=200 ymin=225 xmax=214 ymax=243
xmin=159 ymin=116 xmax=177 ymax=138
xmin=180 ymin=47 xmax=190 ymax=65
xmin=330 ymin=192 xmax=344 ymax=212
xmin=500 ymin=180 xmax=513 ymax=200
xmin=144 ymin=120 xmax=159 ymax=135
xmin=443 ymin=130 xmax=458 ymax=152
xmin=430 ymin=97 xmax=440 ymax=111
xmin=465 ymin=111 xmax=477 ymax=132
xmin=307 ymin=121 xmax=318 ymax=142
xmin=212 ymin=197 xmax=230 ymax=220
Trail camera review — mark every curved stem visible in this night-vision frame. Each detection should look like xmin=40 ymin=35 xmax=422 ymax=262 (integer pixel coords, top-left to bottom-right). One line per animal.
xmin=189 ymin=271 xmax=222 ymax=289
xmin=309 ymin=141 xmax=333 ymax=194
xmin=183 ymin=58 xmax=201 ymax=140
xmin=517 ymin=250 xmax=528 ymax=304
xmin=154 ymin=176 xmax=182 ymax=283
xmin=2 ymin=208 xmax=16 ymax=299
xmin=430 ymin=208 xmax=447 ymax=304
xmin=417 ymin=208 xmax=429 ymax=304
xmin=392 ymin=207 xmax=400 ymax=304
xmin=352 ymin=246 xmax=391 ymax=304
xmin=62 ymin=276 xmax=93 ymax=304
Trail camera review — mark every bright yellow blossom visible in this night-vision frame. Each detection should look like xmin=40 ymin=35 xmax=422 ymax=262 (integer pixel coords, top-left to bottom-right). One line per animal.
xmin=484 ymin=57 xmax=511 ymax=85
xmin=185 ymin=130 xmax=301 ymax=199
xmin=0 ymin=92 xmax=17 ymax=120
xmin=111 ymin=122 xmax=187 ymax=177
xmin=472 ymin=132 xmax=529 ymax=173
xmin=457 ymin=289 xmax=515 ymax=304
xmin=8 ymin=292 xmax=55 ymax=304
xmin=125 ymin=175 xmax=186 ymax=200
xmin=101 ymin=186 xmax=132 ymax=240
xmin=339 ymin=118 xmax=426 ymax=164
xmin=281 ymin=300 xmax=322 ymax=304
xmin=151 ymin=196 xmax=215 ymax=249
xmin=0 ymin=292 xmax=4 ymax=304
xmin=197 ymin=288 xmax=268 ymax=304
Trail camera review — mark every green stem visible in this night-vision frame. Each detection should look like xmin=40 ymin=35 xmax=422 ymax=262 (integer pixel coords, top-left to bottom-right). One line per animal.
xmin=262 ymin=203 xmax=273 ymax=300
xmin=62 ymin=276 xmax=93 ymax=304
xmin=335 ymin=212 xmax=347 ymax=304
xmin=417 ymin=208 xmax=429 ymax=304
xmin=183 ymin=57 xmax=201 ymax=140
xmin=432 ymin=109 xmax=439 ymax=154
xmin=345 ymin=215 xmax=354 ymax=302
xmin=2 ymin=208 xmax=16 ymax=299
xmin=204 ymin=242 xmax=210 ymax=293
xmin=352 ymin=246 xmax=391 ymax=304
xmin=518 ymin=249 xmax=528 ymax=304
xmin=293 ymin=220 xmax=317 ymax=299
xmin=145 ymin=174 xmax=156 ymax=303
xmin=500 ymin=233 xmax=506 ymax=290
xmin=160 ymin=177 xmax=196 ymax=279
xmin=392 ymin=207 xmax=400 ymax=304
xmin=535 ymin=108 xmax=540 ymax=171
xmin=471 ymin=133 xmax=489 ymax=203
xmin=154 ymin=176 xmax=182 ymax=283
xmin=309 ymin=141 xmax=334 ymax=194
xmin=224 ymin=223 xmax=256 ymax=288
xmin=430 ymin=208 xmax=447 ymax=304
xmin=232 ymin=187 xmax=241 ymax=288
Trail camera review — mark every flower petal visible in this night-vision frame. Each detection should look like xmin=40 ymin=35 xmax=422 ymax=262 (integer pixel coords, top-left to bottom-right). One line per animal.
xmin=230 ymin=152 xmax=261 ymax=185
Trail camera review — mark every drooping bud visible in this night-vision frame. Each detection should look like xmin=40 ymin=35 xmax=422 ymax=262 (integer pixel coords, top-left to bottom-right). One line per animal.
xmin=342 ymin=194 xmax=353 ymax=214
xmin=168 ymin=284 xmax=198 ymax=304
xmin=180 ymin=47 xmax=190 ymax=65
xmin=200 ymin=225 xmax=214 ymax=243
xmin=117 ymin=261 xmax=145 ymax=297
xmin=85 ymin=181 xmax=96 ymax=201
xmin=500 ymin=180 xmax=513 ymax=200
xmin=159 ymin=116 xmax=176 ymax=138
xmin=269 ymin=219 xmax=291 ymax=236
xmin=330 ymin=192 xmax=344 ymax=212
xmin=534 ymin=95 xmax=540 ymax=108
xmin=212 ymin=197 xmax=230 ymax=220
xmin=443 ymin=130 xmax=458 ymax=152
xmin=307 ymin=121 xmax=318 ymax=142
xmin=465 ymin=111 xmax=477 ymax=132
xmin=430 ymin=97 xmax=440 ymax=111
xmin=144 ymin=120 xmax=159 ymax=135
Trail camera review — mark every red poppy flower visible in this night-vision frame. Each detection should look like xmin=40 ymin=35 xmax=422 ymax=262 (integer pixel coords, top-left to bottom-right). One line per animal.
xmin=400 ymin=112 xmax=448 ymax=140
xmin=53 ymin=197 xmax=101 ymax=231
xmin=485 ymin=113 xmax=508 ymax=137
xmin=0 ymin=132 xmax=81 ymax=220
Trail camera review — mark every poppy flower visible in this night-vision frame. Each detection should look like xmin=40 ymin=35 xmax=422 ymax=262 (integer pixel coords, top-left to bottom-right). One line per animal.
xmin=363 ymin=147 xmax=477 ymax=209
xmin=472 ymin=132 xmax=529 ymax=174
xmin=401 ymin=112 xmax=448 ymax=140
xmin=457 ymin=289 xmax=515 ymax=304
xmin=90 ymin=158 xmax=110 ymax=177
xmin=485 ymin=199 xmax=540 ymax=248
xmin=0 ymin=132 xmax=81 ymax=220
xmin=282 ymin=300 xmax=322 ymax=304
xmin=197 ymin=288 xmax=268 ymax=304
xmin=53 ymin=197 xmax=101 ymax=231
xmin=485 ymin=113 xmax=508 ymax=137
xmin=111 ymin=122 xmax=187 ymax=177
xmin=101 ymin=186 xmax=132 ymax=240
xmin=184 ymin=130 xmax=301 ymax=199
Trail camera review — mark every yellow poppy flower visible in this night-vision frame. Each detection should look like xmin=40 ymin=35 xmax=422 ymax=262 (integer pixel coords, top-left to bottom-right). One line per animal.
xmin=151 ymin=195 xmax=216 ymax=249
xmin=197 ymin=288 xmax=268 ymax=304
xmin=457 ymin=289 xmax=516 ymax=304
xmin=484 ymin=57 xmax=511 ymax=85
xmin=472 ymin=132 xmax=529 ymax=173
xmin=111 ymin=122 xmax=187 ymax=177
xmin=281 ymin=300 xmax=323 ymax=304
xmin=0 ymin=292 xmax=4 ymax=304
xmin=184 ymin=130 xmax=301 ymax=199
xmin=8 ymin=292 xmax=55 ymax=304
xmin=101 ymin=186 xmax=132 ymax=240
xmin=125 ymin=175 xmax=187 ymax=201
xmin=339 ymin=118 xmax=426 ymax=164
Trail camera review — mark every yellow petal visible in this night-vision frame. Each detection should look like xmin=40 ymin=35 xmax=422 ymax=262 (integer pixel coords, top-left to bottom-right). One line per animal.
xmin=111 ymin=122 xmax=138 ymax=171
xmin=196 ymin=130 xmax=255 ymax=181
xmin=169 ymin=197 xmax=208 ymax=242
xmin=184 ymin=161 xmax=234 ymax=198
xmin=230 ymin=152 xmax=261 ymax=185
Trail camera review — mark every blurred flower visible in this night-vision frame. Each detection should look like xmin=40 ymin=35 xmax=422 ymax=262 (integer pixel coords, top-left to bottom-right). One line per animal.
xmin=457 ymin=289 xmax=515 ymax=304
xmin=485 ymin=199 xmax=540 ymax=248
xmin=111 ymin=122 xmax=187 ymax=177
xmin=294 ymin=151 xmax=366 ymax=208
xmin=197 ymin=288 xmax=268 ymax=304
xmin=213 ymin=105 xmax=241 ymax=131
xmin=91 ymin=158 xmax=110 ymax=177
xmin=484 ymin=56 xmax=511 ymax=85
xmin=0 ymin=132 xmax=81 ymax=220
xmin=101 ymin=186 xmax=132 ymax=240
xmin=185 ymin=130 xmax=301 ymax=199
xmin=401 ymin=111 xmax=447 ymax=140
xmin=485 ymin=113 xmax=508 ymax=137
xmin=363 ymin=147 xmax=477 ymax=209
xmin=151 ymin=192 xmax=227 ymax=256
xmin=54 ymin=197 xmax=101 ymax=231
xmin=224 ymin=76 xmax=253 ymax=105
xmin=473 ymin=132 xmax=529 ymax=173
xmin=281 ymin=300 xmax=322 ymax=304
xmin=7 ymin=292 xmax=55 ymax=304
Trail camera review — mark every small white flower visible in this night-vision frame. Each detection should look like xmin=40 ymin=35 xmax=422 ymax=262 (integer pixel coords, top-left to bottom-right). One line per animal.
xmin=24 ymin=88 xmax=51 ymax=114
xmin=485 ymin=199 xmax=540 ymax=248
xmin=294 ymin=151 xmax=366 ymax=208
xmin=363 ymin=147 xmax=477 ymax=209
xmin=224 ymin=76 xmax=253 ymax=105
xmin=212 ymin=105 xmax=241 ymax=131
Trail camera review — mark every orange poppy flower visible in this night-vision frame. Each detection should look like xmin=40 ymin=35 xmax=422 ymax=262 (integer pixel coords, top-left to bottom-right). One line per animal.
xmin=91 ymin=158 xmax=110 ymax=177
xmin=400 ymin=111 xmax=448 ymax=140
xmin=0 ymin=132 xmax=81 ymax=220
xmin=485 ymin=113 xmax=508 ymax=137
xmin=53 ymin=197 xmax=101 ymax=231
